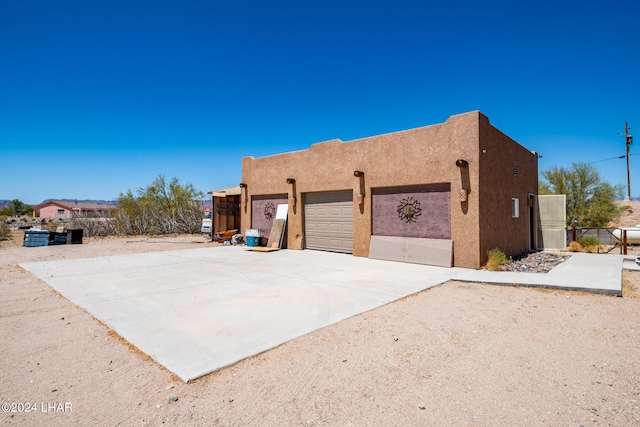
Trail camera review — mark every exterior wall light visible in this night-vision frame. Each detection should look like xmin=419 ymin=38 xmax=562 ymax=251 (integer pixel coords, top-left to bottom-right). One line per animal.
xmin=455 ymin=159 xmax=469 ymax=168
xmin=286 ymin=178 xmax=296 ymax=207
xmin=354 ymin=170 xmax=365 ymax=205
xmin=239 ymin=183 xmax=248 ymax=205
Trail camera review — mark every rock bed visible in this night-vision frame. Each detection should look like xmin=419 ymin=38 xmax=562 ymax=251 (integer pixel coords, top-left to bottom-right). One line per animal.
xmin=501 ymin=251 xmax=570 ymax=273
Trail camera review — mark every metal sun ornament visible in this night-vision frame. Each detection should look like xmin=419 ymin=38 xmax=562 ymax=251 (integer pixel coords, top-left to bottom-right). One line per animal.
xmin=264 ymin=202 xmax=276 ymax=221
xmin=397 ymin=197 xmax=422 ymax=223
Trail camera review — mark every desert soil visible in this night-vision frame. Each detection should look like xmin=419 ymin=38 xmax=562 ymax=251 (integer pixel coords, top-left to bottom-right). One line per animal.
xmin=1 ymin=231 xmax=640 ymax=426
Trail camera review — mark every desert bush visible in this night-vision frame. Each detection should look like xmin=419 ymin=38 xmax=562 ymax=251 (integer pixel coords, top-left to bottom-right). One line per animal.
xmin=579 ymin=236 xmax=602 ymax=253
xmin=70 ymin=214 xmax=119 ymax=237
xmin=578 ymin=236 xmax=599 ymax=246
xmin=485 ymin=248 xmax=509 ymax=271
xmin=0 ymin=221 xmax=10 ymax=240
xmin=567 ymin=241 xmax=582 ymax=252
xmin=115 ymin=175 xmax=204 ymax=235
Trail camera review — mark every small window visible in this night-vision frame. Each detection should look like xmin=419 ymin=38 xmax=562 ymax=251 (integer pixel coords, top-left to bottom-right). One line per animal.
xmin=57 ymin=209 xmax=65 ymax=215
xmin=511 ymin=198 xmax=519 ymax=218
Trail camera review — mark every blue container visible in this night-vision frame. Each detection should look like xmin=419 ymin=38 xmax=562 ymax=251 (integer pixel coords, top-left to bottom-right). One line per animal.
xmin=246 ymin=236 xmax=259 ymax=247
xmin=23 ymin=230 xmax=50 ymax=247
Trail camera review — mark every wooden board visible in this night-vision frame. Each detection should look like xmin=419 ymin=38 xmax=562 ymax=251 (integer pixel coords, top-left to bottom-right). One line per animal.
xmin=263 ymin=204 xmax=288 ymax=249
xmin=266 ymin=218 xmax=286 ymax=248
xmin=244 ymin=246 xmax=280 ymax=252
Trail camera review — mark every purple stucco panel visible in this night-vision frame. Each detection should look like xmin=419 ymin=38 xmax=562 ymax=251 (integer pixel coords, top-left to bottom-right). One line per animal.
xmin=372 ymin=184 xmax=451 ymax=239
xmin=251 ymin=194 xmax=288 ymax=246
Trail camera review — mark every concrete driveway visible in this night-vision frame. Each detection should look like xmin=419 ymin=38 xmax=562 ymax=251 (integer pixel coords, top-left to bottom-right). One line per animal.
xmin=20 ymin=247 xmax=460 ymax=382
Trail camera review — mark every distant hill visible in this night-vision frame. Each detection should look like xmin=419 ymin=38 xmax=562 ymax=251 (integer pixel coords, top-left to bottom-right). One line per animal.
xmin=1 ymin=199 xmax=117 ymax=208
xmin=40 ymin=199 xmax=117 ymax=206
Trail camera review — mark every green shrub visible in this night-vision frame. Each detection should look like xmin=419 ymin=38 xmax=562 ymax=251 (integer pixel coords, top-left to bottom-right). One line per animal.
xmin=485 ymin=248 xmax=509 ymax=271
xmin=578 ymin=235 xmax=602 ymax=253
xmin=578 ymin=236 xmax=599 ymax=246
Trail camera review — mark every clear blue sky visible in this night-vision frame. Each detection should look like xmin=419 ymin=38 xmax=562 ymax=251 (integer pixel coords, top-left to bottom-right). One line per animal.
xmin=1 ymin=0 xmax=638 ymax=204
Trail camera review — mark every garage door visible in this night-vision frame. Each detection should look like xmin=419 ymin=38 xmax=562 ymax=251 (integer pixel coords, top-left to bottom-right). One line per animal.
xmin=304 ymin=191 xmax=353 ymax=253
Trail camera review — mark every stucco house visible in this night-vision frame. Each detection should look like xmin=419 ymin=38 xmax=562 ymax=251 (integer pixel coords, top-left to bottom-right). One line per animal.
xmin=240 ymin=111 xmax=538 ymax=269
xmin=33 ymin=200 xmax=117 ymax=219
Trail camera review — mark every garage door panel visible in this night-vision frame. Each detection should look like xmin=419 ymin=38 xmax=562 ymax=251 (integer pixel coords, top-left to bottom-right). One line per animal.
xmin=304 ymin=191 xmax=353 ymax=254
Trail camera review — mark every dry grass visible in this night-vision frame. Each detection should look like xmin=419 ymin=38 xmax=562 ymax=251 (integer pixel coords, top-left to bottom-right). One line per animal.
xmin=622 ymin=270 xmax=640 ymax=298
xmin=567 ymin=241 xmax=582 ymax=252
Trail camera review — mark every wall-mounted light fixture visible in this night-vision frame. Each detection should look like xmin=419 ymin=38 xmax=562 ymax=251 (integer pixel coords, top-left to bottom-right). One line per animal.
xmin=455 ymin=159 xmax=469 ymax=168
xmin=239 ymin=182 xmax=248 ymax=205
xmin=286 ymin=178 xmax=296 ymax=207
xmin=353 ymin=170 xmax=365 ymax=205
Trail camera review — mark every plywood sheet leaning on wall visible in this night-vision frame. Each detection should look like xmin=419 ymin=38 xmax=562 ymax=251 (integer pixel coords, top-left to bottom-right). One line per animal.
xmin=266 ymin=204 xmax=289 ymax=249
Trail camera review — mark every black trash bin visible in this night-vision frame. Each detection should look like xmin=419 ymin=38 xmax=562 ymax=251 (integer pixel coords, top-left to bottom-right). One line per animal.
xmin=66 ymin=229 xmax=83 ymax=244
xmin=48 ymin=231 xmax=67 ymax=245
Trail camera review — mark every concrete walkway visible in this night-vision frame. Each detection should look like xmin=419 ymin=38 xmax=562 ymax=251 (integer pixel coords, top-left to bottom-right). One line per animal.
xmin=456 ymin=252 xmax=628 ymax=296
xmin=20 ymin=249 xmax=626 ymax=382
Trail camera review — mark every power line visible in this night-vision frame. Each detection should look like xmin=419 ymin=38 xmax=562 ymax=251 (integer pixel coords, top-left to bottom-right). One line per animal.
xmin=588 ymin=152 xmax=638 ymax=165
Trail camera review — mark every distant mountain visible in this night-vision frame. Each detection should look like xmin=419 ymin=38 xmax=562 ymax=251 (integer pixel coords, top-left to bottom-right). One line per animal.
xmin=0 ymin=200 xmax=10 ymax=209
xmin=41 ymin=199 xmax=117 ymax=205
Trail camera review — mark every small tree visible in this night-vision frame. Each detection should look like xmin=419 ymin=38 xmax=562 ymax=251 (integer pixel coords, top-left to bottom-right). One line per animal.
xmin=540 ymin=162 xmax=623 ymax=227
xmin=8 ymin=199 xmax=31 ymax=217
xmin=115 ymin=175 xmax=204 ymax=235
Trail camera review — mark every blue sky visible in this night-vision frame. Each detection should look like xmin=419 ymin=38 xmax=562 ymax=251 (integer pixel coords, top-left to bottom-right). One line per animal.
xmin=1 ymin=0 xmax=638 ymax=204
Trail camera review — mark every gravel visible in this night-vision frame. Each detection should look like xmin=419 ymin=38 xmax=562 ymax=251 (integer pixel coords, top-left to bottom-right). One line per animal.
xmin=501 ymin=251 xmax=570 ymax=273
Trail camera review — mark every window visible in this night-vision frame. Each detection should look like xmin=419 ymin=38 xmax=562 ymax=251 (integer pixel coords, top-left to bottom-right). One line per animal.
xmin=511 ymin=198 xmax=519 ymax=218
xmin=57 ymin=209 xmax=65 ymax=215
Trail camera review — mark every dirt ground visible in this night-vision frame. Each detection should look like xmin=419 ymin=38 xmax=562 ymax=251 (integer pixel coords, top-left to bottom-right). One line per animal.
xmin=612 ymin=200 xmax=640 ymax=228
xmin=1 ymin=232 xmax=640 ymax=426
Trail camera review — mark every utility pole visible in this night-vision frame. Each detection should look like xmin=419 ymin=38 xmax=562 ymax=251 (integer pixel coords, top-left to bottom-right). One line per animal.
xmin=625 ymin=122 xmax=633 ymax=200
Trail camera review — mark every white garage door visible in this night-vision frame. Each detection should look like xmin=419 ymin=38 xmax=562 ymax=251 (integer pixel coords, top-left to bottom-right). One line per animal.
xmin=304 ymin=191 xmax=353 ymax=253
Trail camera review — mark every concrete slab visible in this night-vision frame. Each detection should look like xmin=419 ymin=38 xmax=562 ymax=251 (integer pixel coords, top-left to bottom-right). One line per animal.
xmin=20 ymin=248 xmax=458 ymax=382
xmin=19 ymin=249 xmax=625 ymax=382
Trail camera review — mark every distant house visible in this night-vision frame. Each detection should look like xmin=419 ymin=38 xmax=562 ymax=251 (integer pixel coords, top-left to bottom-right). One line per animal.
xmin=32 ymin=200 xmax=117 ymax=219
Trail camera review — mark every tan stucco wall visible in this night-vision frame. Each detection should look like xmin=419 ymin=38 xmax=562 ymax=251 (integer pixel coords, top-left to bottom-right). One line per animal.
xmin=241 ymin=111 xmax=537 ymax=268
xmin=478 ymin=114 xmax=539 ymax=265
